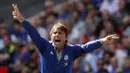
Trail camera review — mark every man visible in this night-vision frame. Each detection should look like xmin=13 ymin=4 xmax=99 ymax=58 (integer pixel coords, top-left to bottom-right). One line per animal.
xmin=0 ymin=34 xmax=16 ymax=66
xmin=12 ymin=4 xmax=119 ymax=73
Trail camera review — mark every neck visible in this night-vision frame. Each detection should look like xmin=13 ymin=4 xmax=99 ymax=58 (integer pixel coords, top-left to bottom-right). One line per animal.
xmin=52 ymin=43 xmax=64 ymax=53
xmin=56 ymin=48 xmax=62 ymax=53
xmin=56 ymin=45 xmax=64 ymax=53
xmin=51 ymin=40 xmax=67 ymax=52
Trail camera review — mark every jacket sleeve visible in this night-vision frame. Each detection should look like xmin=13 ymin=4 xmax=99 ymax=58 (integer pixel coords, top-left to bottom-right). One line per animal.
xmin=73 ymin=40 xmax=103 ymax=59
xmin=21 ymin=20 xmax=50 ymax=53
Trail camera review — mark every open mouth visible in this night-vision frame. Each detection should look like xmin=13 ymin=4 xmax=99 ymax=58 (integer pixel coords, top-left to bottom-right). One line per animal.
xmin=55 ymin=40 xmax=61 ymax=42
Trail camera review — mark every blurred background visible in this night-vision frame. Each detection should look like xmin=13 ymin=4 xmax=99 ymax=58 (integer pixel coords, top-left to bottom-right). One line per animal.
xmin=0 ymin=0 xmax=130 ymax=73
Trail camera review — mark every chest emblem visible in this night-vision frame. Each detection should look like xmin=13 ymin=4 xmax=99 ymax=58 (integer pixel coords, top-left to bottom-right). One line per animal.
xmin=63 ymin=55 xmax=69 ymax=67
xmin=64 ymin=55 xmax=68 ymax=60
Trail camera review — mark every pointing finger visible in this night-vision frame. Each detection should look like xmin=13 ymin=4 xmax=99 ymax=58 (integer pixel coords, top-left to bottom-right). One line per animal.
xmin=12 ymin=4 xmax=15 ymax=10
xmin=112 ymin=36 xmax=119 ymax=39
xmin=15 ymin=5 xmax=20 ymax=12
xmin=111 ymin=34 xmax=119 ymax=39
xmin=12 ymin=4 xmax=19 ymax=12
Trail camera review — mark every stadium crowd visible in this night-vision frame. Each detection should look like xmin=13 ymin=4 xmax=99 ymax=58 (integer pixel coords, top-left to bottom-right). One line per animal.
xmin=0 ymin=0 xmax=130 ymax=73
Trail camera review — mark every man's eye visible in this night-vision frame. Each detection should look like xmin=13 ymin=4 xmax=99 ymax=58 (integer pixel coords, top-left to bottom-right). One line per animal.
xmin=53 ymin=32 xmax=57 ymax=34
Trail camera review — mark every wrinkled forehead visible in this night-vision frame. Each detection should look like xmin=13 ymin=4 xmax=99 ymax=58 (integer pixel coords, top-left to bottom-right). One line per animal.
xmin=50 ymin=23 xmax=68 ymax=36
xmin=52 ymin=27 xmax=65 ymax=33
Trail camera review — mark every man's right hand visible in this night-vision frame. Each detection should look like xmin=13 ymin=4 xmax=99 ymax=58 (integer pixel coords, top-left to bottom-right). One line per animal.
xmin=12 ymin=4 xmax=24 ymax=22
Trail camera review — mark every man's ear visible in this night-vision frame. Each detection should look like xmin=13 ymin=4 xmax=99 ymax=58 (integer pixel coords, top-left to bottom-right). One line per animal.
xmin=65 ymin=35 xmax=68 ymax=40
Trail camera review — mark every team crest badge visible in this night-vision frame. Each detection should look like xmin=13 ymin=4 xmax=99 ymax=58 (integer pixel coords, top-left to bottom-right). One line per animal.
xmin=64 ymin=55 xmax=68 ymax=60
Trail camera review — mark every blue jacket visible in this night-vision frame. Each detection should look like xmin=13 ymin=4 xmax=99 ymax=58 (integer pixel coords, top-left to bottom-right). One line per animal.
xmin=21 ymin=20 xmax=103 ymax=73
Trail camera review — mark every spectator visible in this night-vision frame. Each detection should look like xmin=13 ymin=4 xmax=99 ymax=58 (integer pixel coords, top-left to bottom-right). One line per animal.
xmin=112 ymin=0 xmax=128 ymax=28
xmin=100 ymin=0 xmax=119 ymax=14
xmin=57 ymin=2 xmax=71 ymax=19
xmin=76 ymin=2 xmax=86 ymax=20
xmin=91 ymin=0 xmax=103 ymax=9
xmin=96 ymin=58 xmax=108 ymax=73
xmin=85 ymin=9 xmax=101 ymax=37
xmin=123 ymin=15 xmax=130 ymax=37
xmin=0 ymin=23 xmax=8 ymax=49
xmin=21 ymin=67 xmax=31 ymax=73
xmin=30 ymin=18 xmax=48 ymax=40
xmin=122 ymin=37 xmax=130 ymax=56
xmin=116 ymin=67 xmax=124 ymax=73
xmin=8 ymin=20 xmax=28 ymax=44
xmin=103 ymin=51 xmax=115 ymax=67
xmin=107 ymin=57 xmax=118 ymax=73
xmin=12 ymin=40 xmax=31 ymax=63
xmin=9 ymin=59 xmax=24 ymax=73
xmin=115 ymin=43 xmax=127 ymax=67
xmin=83 ymin=48 xmax=104 ymax=72
xmin=123 ymin=56 xmax=130 ymax=73
xmin=39 ymin=11 xmax=47 ymax=27
xmin=82 ymin=0 xmax=96 ymax=13
xmin=68 ymin=11 xmax=85 ymax=44
xmin=0 ymin=34 xmax=16 ymax=66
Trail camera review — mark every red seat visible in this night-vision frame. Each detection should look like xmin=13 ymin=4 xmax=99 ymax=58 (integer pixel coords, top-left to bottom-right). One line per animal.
xmin=0 ymin=66 xmax=8 ymax=73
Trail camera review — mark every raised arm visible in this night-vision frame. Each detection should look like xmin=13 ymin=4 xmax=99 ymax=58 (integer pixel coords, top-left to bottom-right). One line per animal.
xmin=73 ymin=34 xmax=119 ymax=59
xmin=12 ymin=4 xmax=50 ymax=53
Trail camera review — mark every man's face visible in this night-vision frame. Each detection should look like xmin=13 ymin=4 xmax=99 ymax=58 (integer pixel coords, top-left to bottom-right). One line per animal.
xmin=13 ymin=24 xmax=21 ymax=31
xmin=3 ymin=36 xmax=11 ymax=46
xmin=97 ymin=59 xmax=104 ymax=69
xmin=51 ymin=28 xmax=67 ymax=48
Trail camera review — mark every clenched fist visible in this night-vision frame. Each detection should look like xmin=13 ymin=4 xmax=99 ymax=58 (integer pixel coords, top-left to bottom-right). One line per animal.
xmin=12 ymin=4 xmax=24 ymax=22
